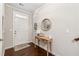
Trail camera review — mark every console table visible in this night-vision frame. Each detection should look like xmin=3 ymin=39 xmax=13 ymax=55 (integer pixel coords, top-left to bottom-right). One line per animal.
xmin=35 ymin=35 xmax=52 ymax=56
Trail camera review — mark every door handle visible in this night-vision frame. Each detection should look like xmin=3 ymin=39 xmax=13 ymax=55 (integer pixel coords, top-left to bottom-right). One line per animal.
xmin=0 ymin=39 xmax=3 ymax=41
xmin=14 ymin=31 xmax=16 ymax=34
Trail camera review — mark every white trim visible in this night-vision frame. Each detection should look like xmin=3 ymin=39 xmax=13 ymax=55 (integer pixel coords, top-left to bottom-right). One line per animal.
xmin=4 ymin=45 xmax=13 ymax=50
xmin=1 ymin=3 xmax=5 ymax=56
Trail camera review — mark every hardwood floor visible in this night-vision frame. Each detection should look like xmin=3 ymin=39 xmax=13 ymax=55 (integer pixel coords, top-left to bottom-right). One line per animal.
xmin=5 ymin=42 xmax=54 ymax=56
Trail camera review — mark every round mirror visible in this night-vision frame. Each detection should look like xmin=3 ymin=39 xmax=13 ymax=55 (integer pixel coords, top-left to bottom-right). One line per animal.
xmin=41 ymin=18 xmax=51 ymax=31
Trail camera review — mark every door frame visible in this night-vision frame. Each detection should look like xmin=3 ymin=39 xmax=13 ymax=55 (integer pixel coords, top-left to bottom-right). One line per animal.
xmin=1 ymin=3 xmax=4 ymax=56
xmin=13 ymin=10 xmax=30 ymax=48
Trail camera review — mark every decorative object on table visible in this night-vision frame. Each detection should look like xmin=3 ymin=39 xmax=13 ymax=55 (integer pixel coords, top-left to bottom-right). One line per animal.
xmin=41 ymin=18 xmax=52 ymax=31
xmin=34 ymin=23 xmax=37 ymax=31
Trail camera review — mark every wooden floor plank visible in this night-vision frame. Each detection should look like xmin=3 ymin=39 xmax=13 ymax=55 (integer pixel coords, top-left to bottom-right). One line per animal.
xmin=5 ymin=42 xmax=54 ymax=56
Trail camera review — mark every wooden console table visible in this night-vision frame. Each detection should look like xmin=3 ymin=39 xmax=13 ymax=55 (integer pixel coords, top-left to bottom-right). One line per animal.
xmin=35 ymin=35 xmax=52 ymax=56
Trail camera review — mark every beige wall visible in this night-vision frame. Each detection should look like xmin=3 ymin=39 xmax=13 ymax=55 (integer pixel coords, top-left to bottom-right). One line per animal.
xmin=3 ymin=4 xmax=13 ymax=49
xmin=0 ymin=4 xmax=2 ymax=39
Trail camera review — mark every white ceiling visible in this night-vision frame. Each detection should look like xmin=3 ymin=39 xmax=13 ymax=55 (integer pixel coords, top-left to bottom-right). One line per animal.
xmin=9 ymin=3 xmax=45 ymax=13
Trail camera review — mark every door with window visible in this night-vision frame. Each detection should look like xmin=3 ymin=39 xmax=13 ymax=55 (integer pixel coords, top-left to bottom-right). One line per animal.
xmin=13 ymin=11 xmax=29 ymax=50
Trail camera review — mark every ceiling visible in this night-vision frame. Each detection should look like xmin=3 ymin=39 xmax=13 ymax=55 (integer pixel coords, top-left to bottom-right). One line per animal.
xmin=9 ymin=3 xmax=45 ymax=13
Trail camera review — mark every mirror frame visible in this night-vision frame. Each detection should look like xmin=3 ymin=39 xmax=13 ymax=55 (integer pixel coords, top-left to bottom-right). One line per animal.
xmin=41 ymin=18 xmax=52 ymax=31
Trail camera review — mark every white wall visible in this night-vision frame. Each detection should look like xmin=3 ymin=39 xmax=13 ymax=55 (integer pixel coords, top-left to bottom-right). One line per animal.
xmin=33 ymin=3 xmax=79 ymax=56
xmin=3 ymin=4 xmax=13 ymax=49
xmin=0 ymin=4 xmax=2 ymax=39
xmin=0 ymin=3 xmax=3 ymax=56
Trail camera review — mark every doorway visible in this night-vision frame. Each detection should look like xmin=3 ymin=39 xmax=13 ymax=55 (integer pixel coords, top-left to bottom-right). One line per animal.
xmin=13 ymin=10 xmax=30 ymax=51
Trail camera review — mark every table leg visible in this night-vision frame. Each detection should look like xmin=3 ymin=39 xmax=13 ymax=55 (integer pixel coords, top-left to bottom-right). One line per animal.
xmin=47 ymin=41 xmax=49 ymax=56
xmin=34 ymin=37 xmax=36 ymax=48
xmin=38 ymin=39 xmax=40 ymax=46
xmin=50 ymin=41 xmax=52 ymax=52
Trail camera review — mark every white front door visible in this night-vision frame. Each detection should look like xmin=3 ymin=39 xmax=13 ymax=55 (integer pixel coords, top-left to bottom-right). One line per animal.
xmin=0 ymin=3 xmax=3 ymax=56
xmin=13 ymin=11 xmax=29 ymax=47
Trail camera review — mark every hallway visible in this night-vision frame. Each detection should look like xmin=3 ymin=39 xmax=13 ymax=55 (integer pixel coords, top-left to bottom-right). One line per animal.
xmin=1 ymin=3 xmax=79 ymax=56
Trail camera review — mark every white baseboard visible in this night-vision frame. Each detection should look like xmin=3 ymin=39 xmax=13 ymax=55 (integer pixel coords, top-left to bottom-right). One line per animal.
xmin=4 ymin=45 xmax=13 ymax=50
xmin=14 ymin=43 xmax=31 ymax=51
